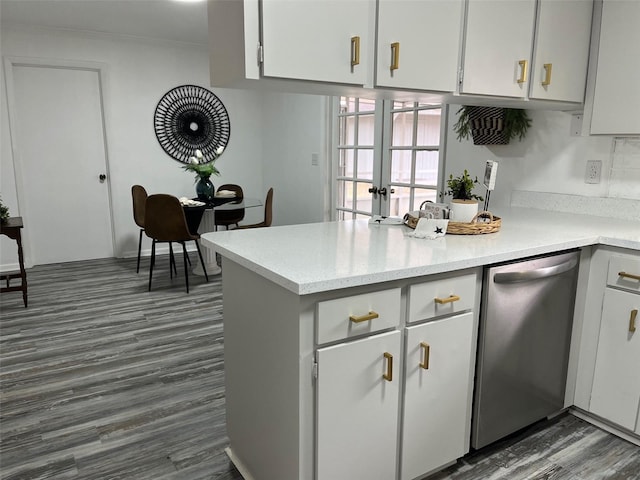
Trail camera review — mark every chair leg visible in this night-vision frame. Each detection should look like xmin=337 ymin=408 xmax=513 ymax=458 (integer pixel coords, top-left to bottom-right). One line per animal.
xmin=148 ymin=239 xmax=156 ymax=291
xmin=182 ymin=241 xmax=189 ymax=293
xmin=136 ymin=228 xmax=143 ymax=273
xmin=194 ymin=240 xmax=209 ymax=282
xmin=169 ymin=243 xmax=178 ymax=278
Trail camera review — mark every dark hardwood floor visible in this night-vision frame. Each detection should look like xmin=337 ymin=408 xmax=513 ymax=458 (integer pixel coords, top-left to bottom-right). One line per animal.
xmin=1 ymin=256 xmax=639 ymax=479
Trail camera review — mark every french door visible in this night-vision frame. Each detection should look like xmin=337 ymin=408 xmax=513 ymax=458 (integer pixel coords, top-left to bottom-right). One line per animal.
xmin=334 ymin=97 xmax=446 ymax=220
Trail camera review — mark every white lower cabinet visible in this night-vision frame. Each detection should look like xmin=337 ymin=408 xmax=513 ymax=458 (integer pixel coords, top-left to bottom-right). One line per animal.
xmin=401 ymin=312 xmax=474 ymax=480
xmin=316 ymin=330 xmax=402 ymax=480
xmin=590 ymin=288 xmax=640 ymax=431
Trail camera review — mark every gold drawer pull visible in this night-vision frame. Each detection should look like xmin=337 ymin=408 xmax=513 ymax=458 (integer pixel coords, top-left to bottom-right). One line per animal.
xmin=517 ymin=59 xmax=528 ymax=84
xmin=434 ymin=295 xmax=460 ymax=305
xmin=542 ymin=63 xmax=552 ymax=86
xmin=630 ymin=309 xmax=638 ymax=333
xmin=351 ymin=36 xmax=360 ymax=67
xmin=420 ymin=342 xmax=430 ymax=370
xmin=390 ymin=42 xmax=400 ymax=71
xmin=619 ymin=271 xmax=640 ymax=281
xmin=349 ymin=311 xmax=379 ymax=323
xmin=383 ymin=352 xmax=393 ymax=381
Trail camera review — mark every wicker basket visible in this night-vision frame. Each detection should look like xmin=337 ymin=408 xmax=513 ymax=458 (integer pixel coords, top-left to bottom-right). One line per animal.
xmin=447 ymin=211 xmax=501 ymax=235
xmin=404 ymin=210 xmax=501 ymax=235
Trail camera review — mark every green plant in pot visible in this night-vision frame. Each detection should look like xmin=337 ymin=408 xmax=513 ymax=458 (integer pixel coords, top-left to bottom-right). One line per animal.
xmin=445 ymin=170 xmax=484 ymax=222
xmin=453 ymin=106 xmax=531 ymax=145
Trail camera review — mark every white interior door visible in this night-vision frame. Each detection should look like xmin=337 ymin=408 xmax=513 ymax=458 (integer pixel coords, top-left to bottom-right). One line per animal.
xmin=9 ymin=63 xmax=113 ymax=265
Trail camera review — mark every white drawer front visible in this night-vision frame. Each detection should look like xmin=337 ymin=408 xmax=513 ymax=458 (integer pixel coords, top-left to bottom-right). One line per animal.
xmin=316 ymin=288 xmax=401 ymax=345
xmin=408 ymin=272 xmax=477 ymax=323
xmin=607 ymin=254 xmax=640 ymax=294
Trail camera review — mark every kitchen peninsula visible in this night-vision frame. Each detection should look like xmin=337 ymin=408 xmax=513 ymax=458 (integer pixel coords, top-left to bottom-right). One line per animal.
xmin=201 ymin=207 xmax=640 ymax=480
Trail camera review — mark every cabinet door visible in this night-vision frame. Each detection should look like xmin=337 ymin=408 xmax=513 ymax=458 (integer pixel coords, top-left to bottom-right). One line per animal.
xmin=401 ymin=313 xmax=474 ymax=480
xmin=591 ymin=0 xmax=640 ymax=134
xmin=529 ymin=0 xmax=593 ymax=102
xmin=261 ymin=0 xmax=372 ymax=85
xmin=376 ymin=0 xmax=463 ymax=92
xmin=590 ymin=288 xmax=640 ymax=431
xmin=461 ymin=0 xmax=536 ymax=97
xmin=316 ymin=330 xmax=401 ymax=480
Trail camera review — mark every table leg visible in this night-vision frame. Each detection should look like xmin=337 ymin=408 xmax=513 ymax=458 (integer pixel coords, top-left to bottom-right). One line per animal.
xmin=193 ymin=209 xmax=221 ymax=276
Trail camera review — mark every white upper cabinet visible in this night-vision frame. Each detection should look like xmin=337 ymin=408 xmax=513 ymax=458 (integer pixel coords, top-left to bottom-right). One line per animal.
xmin=261 ymin=0 xmax=373 ymax=86
xmin=461 ymin=0 xmax=537 ymax=98
xmin=375 ymin=0 xmax=463 ymax=92
xmin=590 ymin=0 xmax=640 ymax=135
xmin=461 ymin=0 xmax=592 ymax=102
xmin=529 ymin=0 xmax=593 ymax=102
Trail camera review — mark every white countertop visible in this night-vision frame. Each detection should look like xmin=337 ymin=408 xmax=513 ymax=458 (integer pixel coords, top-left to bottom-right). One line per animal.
xmin=201 ymin=207 xmax=640 ymax=295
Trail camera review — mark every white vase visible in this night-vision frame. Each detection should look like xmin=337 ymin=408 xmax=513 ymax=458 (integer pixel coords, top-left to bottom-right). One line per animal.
xmin=449 ymin=199 xmax=479 ymax=223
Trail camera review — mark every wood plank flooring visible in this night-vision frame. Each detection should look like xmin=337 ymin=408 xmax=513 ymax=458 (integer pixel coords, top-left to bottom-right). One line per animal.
xmin=1 ymin=256 xmax=639 ymax=479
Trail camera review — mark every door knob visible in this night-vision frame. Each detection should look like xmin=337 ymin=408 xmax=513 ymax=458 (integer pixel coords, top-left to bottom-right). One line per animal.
xmin=99 ymin=174 xmax=107 ymax=183
xmin=368 ymin=186 xmax=378 ymax=194
xmin=378 ymin=187 xmax=395 ymax=197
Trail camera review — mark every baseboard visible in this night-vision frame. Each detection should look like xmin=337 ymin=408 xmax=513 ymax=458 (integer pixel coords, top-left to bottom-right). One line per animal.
xmin=570 ymin=407 xmax=640 ymax=447
xmin=225 ymin=447 xmax=255 ymax=480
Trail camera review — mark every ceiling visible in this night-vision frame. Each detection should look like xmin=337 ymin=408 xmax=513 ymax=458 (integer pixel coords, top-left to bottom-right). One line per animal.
xmin=0 ymin=0 xmax=209 ymax=45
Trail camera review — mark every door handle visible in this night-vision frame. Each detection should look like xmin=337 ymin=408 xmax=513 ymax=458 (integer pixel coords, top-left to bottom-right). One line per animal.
xmin=493 ymin=257 xmax=578 ymax=284
xmin=378 ymin=187 xmax=395 ymax=197
xmin=368 ymin=186 xmax=378 ymax=195
xmin=383 ymin=352 xmax=393 ymax=381
xmin=99 ymin=174 xmax=107 ymax=183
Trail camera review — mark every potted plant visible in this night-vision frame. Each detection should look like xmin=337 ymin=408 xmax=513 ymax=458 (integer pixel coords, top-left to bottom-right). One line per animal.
xmin=453 ymin=106 xmax=531 ymax=145
xmin=0 ymin=196 xmax=9 ymax=224
xmin=445 ymin=170 xmax=484 ymax=222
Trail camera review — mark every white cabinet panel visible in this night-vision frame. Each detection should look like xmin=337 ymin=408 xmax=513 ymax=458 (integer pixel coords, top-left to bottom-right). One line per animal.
xmin=529 ymin=0 xmax=592 ymax=102
xmin=401 ymin=312 xmax=475 ymax=480
xmin=590 ymin=288 xmax=640 ymax=431
xmin=316 ymin=287 xmax=401 ymax=344
xmin=407 ymin=272 xmax=477 ymax=323
xmin=591 ymin=0 xmax=640 ymax=135
xmin=461 ymin=0 xmax=536 ymax=97
xmin=376 ymin=0 xmax=463 ymax=92
xmin=316 ymin=330 xmax=401 ymax=480
xmin=261 ymin=0 xmax=372 ymax=85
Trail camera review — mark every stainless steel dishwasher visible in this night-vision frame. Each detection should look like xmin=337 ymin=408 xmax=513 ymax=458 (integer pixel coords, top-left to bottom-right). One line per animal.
xmin=472 ymin=250 xmax=580 ymax=449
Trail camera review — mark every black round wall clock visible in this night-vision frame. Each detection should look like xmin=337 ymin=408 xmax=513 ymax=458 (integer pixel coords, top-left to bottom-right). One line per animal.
xmin=153 ymin=84 xmax=231 ymax=164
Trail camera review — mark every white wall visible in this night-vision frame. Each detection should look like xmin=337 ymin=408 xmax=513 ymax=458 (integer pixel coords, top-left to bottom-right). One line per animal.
xmin=261 ymin=92 xmax=328 ymax=226
xmin=0 ymin=24 xmax=329 ymax=268
xmin=444 ymin=104 xmax=640 ymax=210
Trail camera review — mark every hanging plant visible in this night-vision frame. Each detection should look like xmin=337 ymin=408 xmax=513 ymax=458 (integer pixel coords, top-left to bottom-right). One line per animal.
xmin=453 ymin=106 xmax=532 ymax=145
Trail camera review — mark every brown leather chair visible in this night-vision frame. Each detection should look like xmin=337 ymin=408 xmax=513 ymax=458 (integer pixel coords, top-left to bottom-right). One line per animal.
xmin=131 ymin=185 xmax=147 ymax=273
xmin=144 ymin=194 xmax=209 ymax=293
xmin=214 ymin=184 xmax=245 ymax=230
xmin=237 ymin=188 xmax=273 ymax=229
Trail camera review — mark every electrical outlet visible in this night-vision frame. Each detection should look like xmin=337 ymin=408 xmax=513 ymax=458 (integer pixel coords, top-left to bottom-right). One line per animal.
xmin=585 ymin=160 xmax=602 ymax=184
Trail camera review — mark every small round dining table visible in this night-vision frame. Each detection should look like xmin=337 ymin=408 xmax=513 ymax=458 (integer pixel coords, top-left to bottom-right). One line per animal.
xmin=183 ymin=196 xmax=262 ymax=276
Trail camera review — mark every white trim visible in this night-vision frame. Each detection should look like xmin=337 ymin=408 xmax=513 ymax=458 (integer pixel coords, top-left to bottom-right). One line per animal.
xmin=3 ymin=55 xmax=116 ymax=266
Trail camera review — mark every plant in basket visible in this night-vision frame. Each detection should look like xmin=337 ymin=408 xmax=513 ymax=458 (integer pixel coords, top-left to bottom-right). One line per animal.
xmin=445 ymin=170 xmax=483 ymax=223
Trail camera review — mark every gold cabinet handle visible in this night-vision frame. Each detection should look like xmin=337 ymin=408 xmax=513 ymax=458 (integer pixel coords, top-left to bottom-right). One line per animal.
xmin=349 ymin=311 xmax=379 ymax=323
xmin=383 ymin=352 xmax=393 ymax=381
xmin=351 ymin=36 xmax=360 ymax=67
xmin=630 ymin=309 xmax=638 ymax=333
xmin=542 ymin=63 xmax=552 ymax=86
xmin=419 ymin=342 xmax=430 ymax=369
xmin=434 ymin=295 xmax=460 ymax=305
xmin=619 ymin=271 xmax=640 ymax=281
xmin=517 ymin=59 xmax=528 ymax=84
xmin=390 ymin=42 xmax=400 ymax=71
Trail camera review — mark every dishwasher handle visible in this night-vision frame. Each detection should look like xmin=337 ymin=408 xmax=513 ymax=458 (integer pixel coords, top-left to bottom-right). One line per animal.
xmin=493 ymin=257 xmax=578 ymax=284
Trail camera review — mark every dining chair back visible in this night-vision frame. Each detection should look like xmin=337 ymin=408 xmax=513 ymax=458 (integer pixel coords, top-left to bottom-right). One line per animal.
xmin=131 ymin=185 xmax=147 ymax=273
xmin=214 ymin=183 xmax=245 ymax=230
xmin=237 ymin=187 xmax=273 ymax=229
xmin=144 ymin=194 xmax=209 ymax=293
